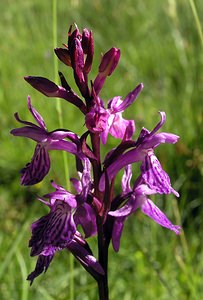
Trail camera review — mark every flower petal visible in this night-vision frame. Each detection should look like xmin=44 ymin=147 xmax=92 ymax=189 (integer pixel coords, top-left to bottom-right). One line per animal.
xmin=99 ymin=148 xmax=143 ymax=191
xmin=68 ymin=239 xmax=104 ymax=276
xmin=27 ymin=253 xmax=54 ymax=285
xmin=111 ymin=217 xmax=126 ymax=252
xmin=121 ymin=165 xmax=132 ymax=193
xmin=74 ymin=203 xmax=97 ymax=238
xmin=148 ymin=111 xmax=166 ymax=137
xmin=141 ymin=199 xmax=181 ymax=234
xmin=27 ymin=96 xmax=47 ymax=129
xmin=43 ymin=190 xmax=77 ymax=208
xmin=49 ymin=140 xmax=78 ymax=155
xmin=10 ymin=126 xmax=47 ymax=142
xmin=109 ymin=115 xmax=135 ymax=140
xmin=115 ymin=83 xmax=144 ymax=112
xmin=25 ymin=76 xmax=87 ymax=114
xmin=142 ymin=132 xmax=180 ymax=149
xmin=141 ymin=151 xmax=179 ymax=196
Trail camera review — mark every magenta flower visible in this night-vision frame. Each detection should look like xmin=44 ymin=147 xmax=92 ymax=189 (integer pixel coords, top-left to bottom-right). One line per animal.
xmin=109 ymin=165 xmax=181 ymax=251
xmin=100 ymin=111 xmax=179 ymax=192
xmin=27 ymin=178 xmax=98 ymax=284
xmin=85 ymin=96 xmax=109 ymax=134
xmin=10 ymin=96 xmax=82 ymax=185
xmin=101 ymin=83 xmax=144 ymax=144
xmin=86 ymin=83 xmax=143 ymax=144
xmin=28 ymin=232 xmax=104 ymax=285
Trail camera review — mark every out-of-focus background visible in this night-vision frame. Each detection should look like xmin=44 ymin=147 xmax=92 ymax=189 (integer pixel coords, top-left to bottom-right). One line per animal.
xmin=0 ymin=0 xmax=202 ymax=299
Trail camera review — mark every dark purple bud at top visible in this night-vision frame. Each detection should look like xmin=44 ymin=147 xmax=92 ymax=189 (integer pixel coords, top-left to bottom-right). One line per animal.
xmin=68 ymin=25 xmax=82 ymax=51
xmin=54 ymin=48 xmax=72 ymax=67
xmin=82 ymin=29 xmax=92 ymax=53
xmin=71 ymin=38 xmax=85 ymax=73
xmin=70 ymin=38 xmax=89 ymax=98
xmin=82 ymin=29 xmax=94 ymax=74
xmin=93 ymin=47 xmax=120 ymax=95
xmin=99 ymin=47 xmax=120 ymax=76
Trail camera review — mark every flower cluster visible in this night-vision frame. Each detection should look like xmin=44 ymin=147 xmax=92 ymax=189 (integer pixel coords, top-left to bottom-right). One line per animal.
xmin=11 ymin=25 xmax=181 ymax=287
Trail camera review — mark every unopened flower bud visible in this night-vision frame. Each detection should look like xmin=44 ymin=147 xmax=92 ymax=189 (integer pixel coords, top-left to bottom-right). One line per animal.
xmin=82 ymin=29 xmax=94 ymax=74
xmin=54 ymin=48 xmax=72 ymax=67
xmin=24 ymin=76 xmax=60 ymax=97
xmin=99 ymin=47 xmax=120 ymax=76
xmin=93 ymin=47 xmax=120 ymax=95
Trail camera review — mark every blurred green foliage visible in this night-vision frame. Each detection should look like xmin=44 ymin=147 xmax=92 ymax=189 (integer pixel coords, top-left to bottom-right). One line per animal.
xmin=0 ymin=0 xmax=203 ymax=299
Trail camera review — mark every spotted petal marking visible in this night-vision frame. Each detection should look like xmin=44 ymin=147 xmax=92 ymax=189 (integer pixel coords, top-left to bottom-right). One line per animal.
xmin=141 ymin=151 xmax=179 ymax=197
xmin=29 ymin=201 xmax=76 ymax=257
xmin=21 ymin=144 xmax=50 ymax=185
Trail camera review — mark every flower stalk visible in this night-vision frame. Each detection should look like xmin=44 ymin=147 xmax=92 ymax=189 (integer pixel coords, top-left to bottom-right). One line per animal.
xmin=97 ymin=215 xmax=109 ymax=300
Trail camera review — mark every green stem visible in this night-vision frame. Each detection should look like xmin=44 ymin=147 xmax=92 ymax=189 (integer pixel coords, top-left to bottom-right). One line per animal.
xmin=52 ymin=1 xmax=74 ymax=299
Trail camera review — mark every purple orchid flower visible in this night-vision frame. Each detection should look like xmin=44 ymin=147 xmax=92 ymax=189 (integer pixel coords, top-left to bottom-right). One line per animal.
xmin=109 ymin=165 xmax=181 ymax=252
xmin=27 ymin=184 xmax=77 ymax=285
xmin=99 ymin=111 xmax=180 ymax=194
xmin=10 ymin=96 xmax=82 ymax=185
xmin=85 ymin=96 xmax=109 ymax=134
xmin=86 ymin=83 xmax=143 ymax=144
xmin=27 ymin=177 xmax=98 ymax=284
xmin=43 ymin=171 xmax=97 ymax=239
xmin=27 ymin=231 xmax=104 ymax=285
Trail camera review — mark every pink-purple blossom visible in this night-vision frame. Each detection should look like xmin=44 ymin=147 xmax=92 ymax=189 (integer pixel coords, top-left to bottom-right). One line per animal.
xmin=10 ymin=96 xmax=83 ymax=185
xmin=99 ymin=111 xmax=179 ymax=191
xmin=27 ymin=177 xmax=98 ymax=284
xmin=108 ymin=165 xmax=181 ymax=251
xmin=86 ymin=83 xmax=143 ymax=144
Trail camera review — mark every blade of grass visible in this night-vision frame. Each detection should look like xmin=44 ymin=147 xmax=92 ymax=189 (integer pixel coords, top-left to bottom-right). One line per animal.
xmin=0 ymin=220 xmax=29 ymax=280
xmin=16 ymin=249 xmax=29 ymax=300
xmin=37 ymin=286 xmax=56 ymax=300
xmin=188 ymin=0 xmax=203 ymax=47
xmin=52 ymin=2 xmax=74 ymax=300
xmin=52 ymin=0 xmax=70 ymax=191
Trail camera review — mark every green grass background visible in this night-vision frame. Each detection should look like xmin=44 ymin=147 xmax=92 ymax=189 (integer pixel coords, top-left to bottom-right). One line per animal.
xmin=0 ymin=0 xmax=203 ymax=299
